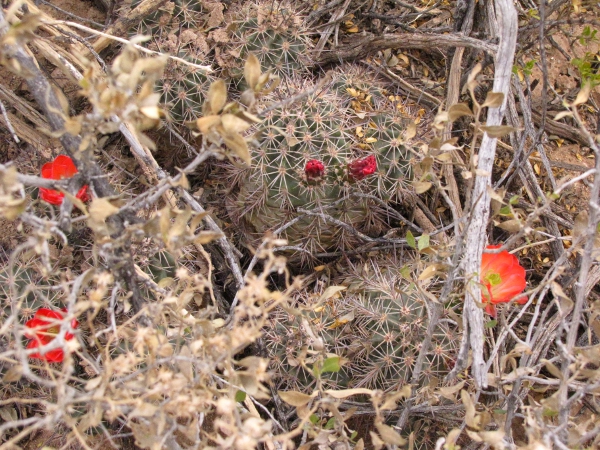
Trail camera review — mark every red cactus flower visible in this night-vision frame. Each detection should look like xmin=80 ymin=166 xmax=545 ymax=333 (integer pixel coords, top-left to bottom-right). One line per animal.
xmin=39 ymin=155 xmax=90 ymax=205
xmin=480 ymin=245 xmax=527 ymax=318
xmin=24 ymin=308 xmax=79 ymax=363
xmin=348 ymin=155 xmax=377 ymax=181
xmin=305 ymin=159 xmax=325 ymax=181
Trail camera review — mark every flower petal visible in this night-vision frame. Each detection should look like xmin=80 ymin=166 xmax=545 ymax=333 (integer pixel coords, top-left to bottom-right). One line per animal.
xmin=39 ymin=187 xmax=65 ymax=205
xmin=485 ymin=303 xmax=497 ymax=318
xmin=52 ymin=155 xmax=78 ymax=179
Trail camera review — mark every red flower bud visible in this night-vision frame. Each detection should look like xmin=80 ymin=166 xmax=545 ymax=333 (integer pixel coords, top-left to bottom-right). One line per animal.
xmin=348 ymin=155 xmax=377 ymax=181
xmin=39 ymin=155 xmax=90 ymax=205
xmin=305 ymin=159 xmax=325 ymax=181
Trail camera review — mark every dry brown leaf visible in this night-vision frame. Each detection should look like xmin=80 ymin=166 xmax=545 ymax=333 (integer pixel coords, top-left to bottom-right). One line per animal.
xmin=207 ymin=79 xmax=227 ymax=114
xmin=277 ymin=390 xmax=316 ymax=407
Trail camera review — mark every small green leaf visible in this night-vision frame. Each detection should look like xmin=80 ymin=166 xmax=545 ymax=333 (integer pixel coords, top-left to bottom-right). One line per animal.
xmin=494 ymin=409 xmax=507 ymax=414
xmin=399 ymin=265 xmax=411 ymax=279
xmin=418 ymin=233 xmax=430 ymax=251
xmin=499 ymin=206 xmax=511 ymax=215
xmin=542 ymin=408 xmax=558 ymax=417
xmin=309 ymin=414 xmax=319 ymax=424
xmin=350 ymin=431 xmax=358 ymax=440
xmin=325 ymin=417 xmax=336 ymax=430
xmin=406 ymin=231 xmax=416 ymax=249
xmin=321 ymin=356 xmax=341 ymax=374
xmin=509 ymin=195 xmax=520 ymax=205
xmin=235 ymin=390 xmax=247 ymax=403
xmin=485 ymin=320 xmax=497 ymax=328
xmin=312 ymin=364 xmax=320 ymax=378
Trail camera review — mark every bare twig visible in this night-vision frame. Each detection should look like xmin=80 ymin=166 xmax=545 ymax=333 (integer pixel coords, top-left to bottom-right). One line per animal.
xmin=43 ymin=19 xmax=213 ymax=73
xmin=0 ymin=98 xmax=19 ymax=143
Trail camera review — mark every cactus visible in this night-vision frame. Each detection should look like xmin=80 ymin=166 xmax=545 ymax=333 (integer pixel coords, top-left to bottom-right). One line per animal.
xmin=155 ymin=51 xmax=215 ymax=123
xmin=0 ymin=264 xmax=59 ymax=322
xmin=363 ymin=110 xmax=414 ymax=200
xmin=332 ymin=66 xmax=415 ymax=200
xmin=219 ymin=71 xmax=414 ymax=264
xmin=132 ymin=0 xmax=206 ymax=37
xmin=264 ymin=254 xmax=458 ymax=392
xmin=222 ymin=79 xmax=376 ymax=264
xmin=217 ymin=2 xmax=309 ymax=81
xmin=130 ymin=1 xmax=213 ymax=123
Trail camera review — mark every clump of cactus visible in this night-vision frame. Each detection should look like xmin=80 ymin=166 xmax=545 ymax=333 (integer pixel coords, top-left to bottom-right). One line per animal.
xmin=223 ymin=79 xmax=374 ymax=263
xmin=0 ymin=262 xmax=63 ymax=322
xmin=221 ymin=71 xmax=414 ymax=264
xmin=155 ymin=52 xmax=215 ymax=122
xmin=130 ymin=1 xmax=214 ymax=123
xmin=132 ymin=0 xmax=206 ymax=38
xmin=363 ymin=110 xmax=415 ymax=199
xmin=332 ymin=66 xmax=416 ymax=199
xmin=263 ymin=254 xmax=458 ymax=392
xmin=218 ymin=2 xmax=309 ymax=81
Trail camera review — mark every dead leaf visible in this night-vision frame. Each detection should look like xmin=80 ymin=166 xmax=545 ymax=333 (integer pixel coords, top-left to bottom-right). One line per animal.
xmin=482 ymin=92 xmax=504 ymax=108
xmin=461 ymin=389 xmax=478 ymax=430
xmin=324 ymin=388 xmax=373 ymax=398
xmin=496 ymin=219 xmax=522 ymax=233
xmin=318 ymin=285 xmax=346 ymax=302
xmin=196 ymin=115 xmax=221 ymax=134
xmin=380 ymin=385 xmax=412 ymax=410
xmin=207 ymin=79 xmax=227 ymax=114
xmin=221 ymin=114 xmax=252 ymax=134
xmin=278 ymin=390 xmax=316 ymax=407
xmin=480 ymin=125 xmax=517 ymax=139
xmin=439 ymin=380 xmax=465 ymax=400
xmin=223 ymin=131 xmax=251 ymax=166
xmin=573 ymin=82 xmax=591 ymax=106
xmin=88 ymin=198 xmax=119 ymax=235
xmin=447 ymin=103 xmax=474 ymax=122
xmin=375 ymin=422 xmax=406 ymax=446
xmin=412 ymin=181 xmax=432 ymax=194
xmin=244 ymin=53 xmax=261 ymax=90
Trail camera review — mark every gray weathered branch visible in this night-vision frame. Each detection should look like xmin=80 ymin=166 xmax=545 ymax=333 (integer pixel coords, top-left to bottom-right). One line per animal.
xmin=457 ymin=0 xmax=518 ymax=390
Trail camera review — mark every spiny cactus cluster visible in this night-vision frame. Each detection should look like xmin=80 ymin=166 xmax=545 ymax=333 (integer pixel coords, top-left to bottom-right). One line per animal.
xmin=263 ymin=254 xmax=458 ymax=392
xmin=225 ymin=85 xmax=365 ymax=261
xmin=133 ymin=1 xmax=417 ymax=260
xmin=229 ymin=15 xmax=308 ymax=79
xmin=222 ymin=71 xmax=415 ymax=263
xmin=132 ymin=0 xmax=206 ymax=38
xmin=155 ymin=52 xmax=215 ymax=122
xmin=0 ymin=263 xmax=61 ymax=322
xmin=129 ymin=0 xmax=215 ymax=123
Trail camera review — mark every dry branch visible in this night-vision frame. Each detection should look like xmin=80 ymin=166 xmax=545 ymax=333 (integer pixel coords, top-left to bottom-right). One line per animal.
xmin=531 ymin=109 xmax=593 ymax=148
xmin=453 ymin=0 xmax=518 ymax=390
xmin=314 ymin=32 xmax=498 ymax=66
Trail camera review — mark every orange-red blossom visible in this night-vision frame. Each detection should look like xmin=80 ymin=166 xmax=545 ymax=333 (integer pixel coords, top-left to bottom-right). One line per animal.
xmin=480 ymin=245 xmax=527 ymax=318
xmin=39 ymin=155 xmax=90 ymax=205
xmin=24 ymin=308 xmax=79 ymax=363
